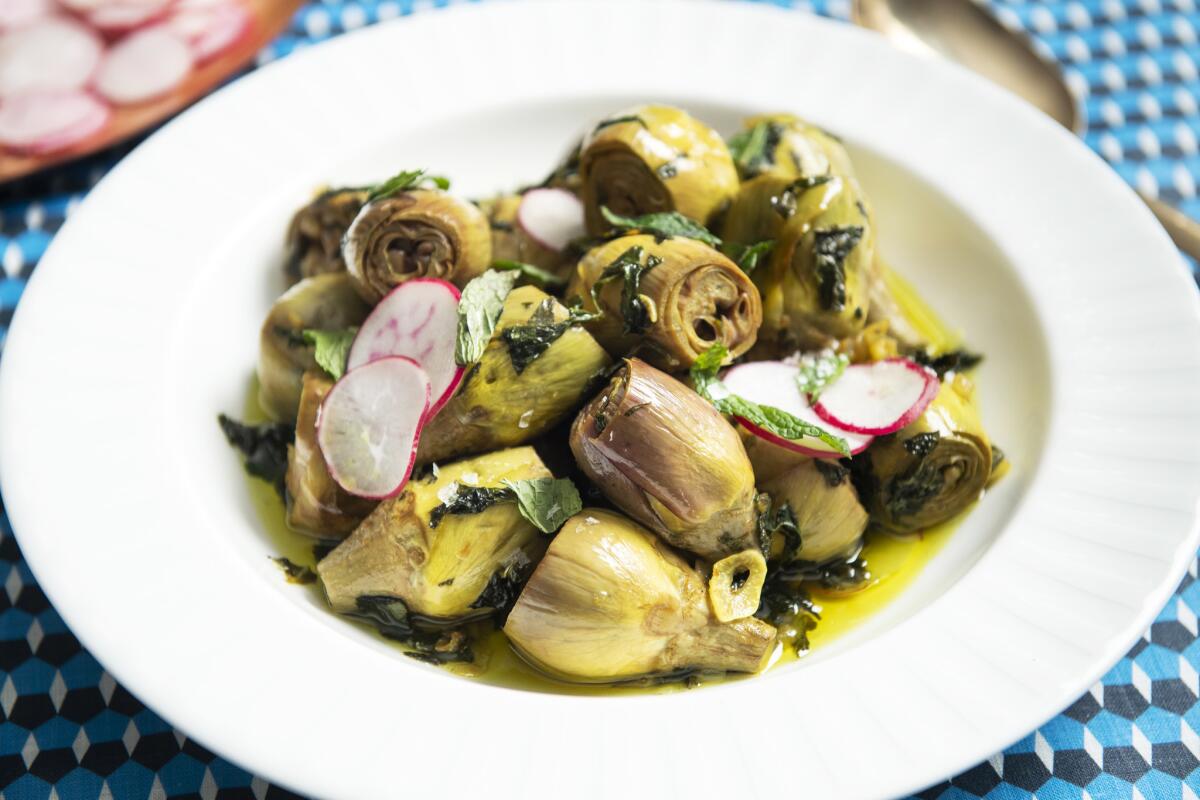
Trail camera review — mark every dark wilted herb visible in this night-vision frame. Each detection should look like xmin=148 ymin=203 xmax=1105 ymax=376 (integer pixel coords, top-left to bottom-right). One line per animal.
xmin=271 ymin=557 xmax=317 ymax=584
xmin=217 ymin=415 xmax=293 ymax=498
xmin=347 ymin=596 xmax=475 ymax=664
xmin=501 ymin=298 xmax=601 ymax=373
xmin=812 ymin=225 xmax=863 ymax=311
xmin=910 ymin=348 xmax=984 ymax=378
xmin=428 ymin=486 xmax=513 ymax=528
xmin=755 ymin=494 xmax=801 ymax=560
xmin=591 ymin=245 xmax=663 ymax=334
xmin=593 ymin=115 xmax=647 ymax=134
xmin=727 ymin=121 xmax=784 ymax=177
xmin=904 ymin=432 xmax=941 ymax=458
xmin=814 ymin=459 xmax=849 ymax=487
xmin=770 ymin=174 xmax=833 ymax=219
xmin=429 ymin=479 xmax=582 ymax=534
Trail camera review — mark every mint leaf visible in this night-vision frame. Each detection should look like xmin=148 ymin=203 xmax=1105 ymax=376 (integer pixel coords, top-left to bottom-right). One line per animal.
xmin=456 ymin=269 xmax=518 ymax=365
xmin=795 ymin=351 xmax=849 ymax=401
xmin=724 ymin=239 xmax=775 ymax=273
xmin=690 ymin=344 xmax=849 ymax=457
xmin=302 ymin=328 xmax=357 ymax=380
xmin=726 ymin=121 xmax=780 ymax=176
xmin=367 ymin=169 xmax=451 ymax=203
xmin=599 ymin=206 xmax=721 ymax=248
xmin=502 ymin=477 xmax=582 ymax=534
xmin=493 ymin=259 xmax=567 ymax=290
xmin=590 ymin=245 xmax=662 ymax=334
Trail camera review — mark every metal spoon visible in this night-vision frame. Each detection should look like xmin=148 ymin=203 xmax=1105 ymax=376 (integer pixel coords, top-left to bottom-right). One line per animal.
xmin=853 ymin=0 xmax=1200 ymax=259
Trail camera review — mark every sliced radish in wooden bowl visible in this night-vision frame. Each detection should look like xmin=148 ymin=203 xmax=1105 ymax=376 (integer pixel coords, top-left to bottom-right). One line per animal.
xmin=0 ymin=17 xmax=104 ymax=98
xmin=0 ymin=89 xmax=109 ymax=154
xmin=516 ymin=187 xmax=585 ymax=252
xmin=0 ymin=0 xmax=55 ymax=32
xmin=722 ymin=361 xmax=873 ymax=458
xmin=317 ymin=356 xmax=431 ymax=500
xmin=811 ymin=358 xmax=939 ymax=435
xmin=94 ymin=26 xmax=194 ymax=104
xmin=346 ymin=278 xmax=464 ymax=417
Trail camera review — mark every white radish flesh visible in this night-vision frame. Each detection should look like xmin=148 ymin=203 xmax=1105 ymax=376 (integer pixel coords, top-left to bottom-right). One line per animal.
xmin=0 ymin=89 xmax=109 ymax=153
xmin=94 ymin=27 xmax=193 ymax=104
xmin=317 ymin=356 xmax=431 ymax=499
xmin=347 ymin=278 xmax=464 ymax=416
xmin=0 ymin=0 xmax=54 ymax=31
xmin=811 ymin=358 xmax=939 ymax=435
xmin=516 ymin=187 xmax=585 ymax=252
xmin=0 ymin=18 xmax=103 ymax=99
xmin=722 ymin=361 xmax=873 ymax=457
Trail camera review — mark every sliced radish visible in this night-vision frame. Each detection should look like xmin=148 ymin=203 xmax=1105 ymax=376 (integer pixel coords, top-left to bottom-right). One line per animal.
xmin=722 ymin=361 xmax=873 ymax=458
xmin=87 ymin=0 xmax=174 ymax=34
xmin=346 ymin=278 xmax=464 ymax=416
xmin=516 ymin=187 xmax=585 ymax=252
xmin=811 ymin=358 xmax=939 ymax=435
xmin=0 ymin=17 xmax=103 ymax=98
xmin=0 ymin=89 xmax=109 ymax=153
xmin=0 ymin=0 xmax=54 ymax=31
xmin=94 ymin=26 xmax=192 ymax=104
xmin=317 ymin=356 xmax=431 ymax=500
xmin=166 ymin=0 xmax=249 ymax=62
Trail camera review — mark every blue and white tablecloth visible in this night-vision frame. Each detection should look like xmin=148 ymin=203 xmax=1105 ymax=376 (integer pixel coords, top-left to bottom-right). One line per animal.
xmin=4 ymin=1 xmax=1200 ymax=797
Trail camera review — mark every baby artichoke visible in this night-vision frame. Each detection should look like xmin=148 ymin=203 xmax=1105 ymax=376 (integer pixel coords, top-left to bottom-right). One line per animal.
xmin=579 ymin=105 xmax=739 ymax=235
xmin=570 ymin=358 xmax=758 ymax=560
xmin=752 ymin=175 xmax=875 ymax=353
xmin=285 ymin=371 xmax=377 ymax=538
xmin=257 ymin=273 xmax=370 ymax=422
xmin=569 ymin=234 xmax=762 ymax=371
xmin=283 ymin=188 xmax=367 ymax=283
xmin=759 ymin=458 xmax=869 ymax=565
xmin=343 ymin=189 xmax=492 ymax=302
xmin=317 ymin=447 xmax=551 ymax=620
xmin=855 ymin=378 xmax=992 ymax=533
xmin=504 ymin=510 xmax=777 ymax=683
xmin=416 ymin=285 xmax=612 ymax=464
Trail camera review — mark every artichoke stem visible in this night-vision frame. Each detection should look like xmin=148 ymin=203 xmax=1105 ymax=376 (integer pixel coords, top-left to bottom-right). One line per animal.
xmin=673 ymin=617 xmax=777 ymax=674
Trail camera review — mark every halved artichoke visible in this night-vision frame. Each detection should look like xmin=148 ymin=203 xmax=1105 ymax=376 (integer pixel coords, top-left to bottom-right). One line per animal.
xmin=257 ymin=273 xmax=370 ymax=422
xmin=416 ymin=285 xmax=612 ymax=465
xmin=568 ymin=234 xmax=762 ymax=371
xmin=504 ymin=509 xmax=777 ymax=683
xmin=579 ymin=105 xmax=739 ymax=235
xmin=759 ymin=458 xmax=868 ymax=565
xmin=283 ymin=188 xmax=367 ymax=283
xmin=343 ymin=189 xmax=492 ymax=302
xmin=855 ymin=378 xmax=992 ymax=533
xmin=285 ymin=371 xmax=377 ymax=538
xmin=317 ymin=447 xmax=551 ymax=620
xmin=570 ymin=358 xmax=758 ymax=560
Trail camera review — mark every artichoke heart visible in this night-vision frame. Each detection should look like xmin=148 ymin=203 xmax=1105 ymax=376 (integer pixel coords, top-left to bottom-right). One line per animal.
xmin=285 ymin=371 xmax=377 ymax=538
xmin=504 ymin=510 xmax=777 ymax=683
xmin=283 ymin=188 xmax=367 ymax=283
xmin=257 ymin=273 xmax=370 ymax=422
xmin=855 ymin=379 xmax=992 ymax=533
xmin=569 ymin=234 xmax=762 ymax=371
xmin=317 ymin=447 xmax=551 ymax=620
xmin=416 ymin=285 xmax=612 ymax=465
xmin=342 ymin=189 xmax=492 ymax=302
xmin=752 ymin=175 xmax=875 ymax=353
xmin=570 ymin=358 xmax=758 ymax=560
xmin=759 ymin=458 xmax=869 ymax=565
xmin=579 ymin=105 xmax=738 ymax=235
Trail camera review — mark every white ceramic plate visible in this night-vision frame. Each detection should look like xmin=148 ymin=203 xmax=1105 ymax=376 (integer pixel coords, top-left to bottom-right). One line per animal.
xmin=3 ymin=2 xmax=1200 ymax=798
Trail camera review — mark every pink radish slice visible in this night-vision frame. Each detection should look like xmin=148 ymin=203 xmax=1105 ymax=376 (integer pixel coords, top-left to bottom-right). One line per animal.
xmin=0 ymin=17 xmax=103 ymax=99
xmin=317 ymin=356 xmax=431 ymax=500
xmin=722 ymin=360 xmax=873 ymax=458
xmin=516 ymin=187 xmax=585 ymax=252
xmin=811 ymin=358 xmax=939 ymax=436
xmin=0 ymin=0 xmax=54 ymax=31
xmin=0 ymin=89 xmax=109 ymax=153
xmin=94 ymin=27 xmax=192 ymax=104
xmin=347 ymin=278 xmax=464 ymax=417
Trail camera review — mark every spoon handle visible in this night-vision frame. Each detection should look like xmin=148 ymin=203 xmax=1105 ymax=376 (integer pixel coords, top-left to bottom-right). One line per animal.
xmin=1140 ymin=194 xmax=1200 ymax=262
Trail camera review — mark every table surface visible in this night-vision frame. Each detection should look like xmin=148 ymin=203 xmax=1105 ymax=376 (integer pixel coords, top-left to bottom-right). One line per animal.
xmin=3 ymin=1 xmax=1200 ymax=798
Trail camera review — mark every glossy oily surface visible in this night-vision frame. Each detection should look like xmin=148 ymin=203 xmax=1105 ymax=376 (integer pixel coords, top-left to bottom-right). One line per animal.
xmin=1 ymin=3 xmax=1199 ymax=798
